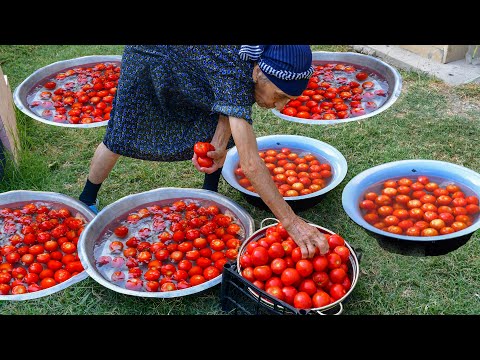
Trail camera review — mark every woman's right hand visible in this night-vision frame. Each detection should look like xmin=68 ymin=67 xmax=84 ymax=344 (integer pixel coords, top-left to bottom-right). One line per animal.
xmin=282 ymin=216 xmax=329 ymax=258
xmin=192 ymin=147 xmax=226 ymax=174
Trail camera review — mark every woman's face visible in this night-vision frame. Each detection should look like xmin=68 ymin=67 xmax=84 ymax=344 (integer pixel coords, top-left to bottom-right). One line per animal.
xmin=253 ymin=66 xmax=295 ymax=111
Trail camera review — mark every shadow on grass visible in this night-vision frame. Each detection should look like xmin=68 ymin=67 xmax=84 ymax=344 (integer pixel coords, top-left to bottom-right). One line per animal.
xmin=367 ymin=230 xmax=473 ymax=257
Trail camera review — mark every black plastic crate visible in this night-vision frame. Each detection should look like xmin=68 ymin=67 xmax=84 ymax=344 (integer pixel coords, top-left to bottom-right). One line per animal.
xmin=220 ymin=262 xmax=342 ymax=315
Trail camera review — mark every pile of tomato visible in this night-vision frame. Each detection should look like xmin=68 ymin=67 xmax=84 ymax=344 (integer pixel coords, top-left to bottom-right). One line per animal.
xmin=280 ymin=62 xmax=388 ymax=121
xmin=0 ymin=203 xmax=87 ymax=295
xmin=359 ymin=175 xmax=480 ymax=236
xmin=28 ymin=62 xmax=120 ymax=125
xmin=96 ymin=199 xmax=244 ymax=292
xmin=238 ymin=222 xmax=353 ymax=310
xmin=234 ymin=147 xmax=332 ymax=197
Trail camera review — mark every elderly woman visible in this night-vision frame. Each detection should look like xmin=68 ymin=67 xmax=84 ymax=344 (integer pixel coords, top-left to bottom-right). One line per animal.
xmin=79 ymin=45 xmax=328 ymax=258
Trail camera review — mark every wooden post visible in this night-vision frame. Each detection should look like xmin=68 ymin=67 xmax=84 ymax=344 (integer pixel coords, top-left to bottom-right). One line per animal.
xmin=0 ymin=65 xmax=20 ymax=164
xmin=399 ymin=45 xmax=469 ymax=64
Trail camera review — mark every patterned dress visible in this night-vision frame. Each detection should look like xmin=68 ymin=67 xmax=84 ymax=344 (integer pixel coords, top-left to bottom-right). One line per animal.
xmin=103 ymin=45 xmax=255 ymax=161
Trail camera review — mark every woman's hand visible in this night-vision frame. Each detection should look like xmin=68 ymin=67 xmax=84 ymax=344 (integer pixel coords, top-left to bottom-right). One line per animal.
xmin=283 ymin=216 xmax=329 ymax=258
xmin=192 ymin=148 xmax=227 ymax=174
xmin=192 ymin=114 xmax=231 ymax=174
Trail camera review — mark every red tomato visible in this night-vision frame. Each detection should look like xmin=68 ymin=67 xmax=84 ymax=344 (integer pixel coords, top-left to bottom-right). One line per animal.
xmin=265 ymin=286 xmax=285 ymax=301
xmin=291 ymin=247 xmax=303 ymax=263
xmin=334 ymin=246 xmax=350 ymax=263
xmin=329 ymin=268 xmax=347 ymax=284
xmin=203 ymin=266 xmax=220 ymax=280
xmin=298 ymin=279 xmax=317 ymax=296
xmin=54 ymin=269 xmax=72 ymax=283
xmin=328 ymin=234 xmax=345 ymax=248
xmin=312 ymin=255 xmax=328 ymax=272
xmin=312 ymin=271 xmax=330 ymax=288
xmin=44 ymin=81 xmax=57 ymax=90
xmin=114 ymin=226 xmax=129 ymax=238
xmin=327 ymin=253 xmax=342 ymax=269
xmin=267 ymin=242 xmax=285 ymax=259
xmin=250 ymin=246 xmax=269 ymax=266
xmin=197 ymin=156 xmax=214 ymax=168
xmin=312 ymin=291 xmax=332 ymax=308
xmin=190 ymin=274 xmax=206 ymax=286
xmin=253 ymin=265 xmax=272 ymax=281
xmin=270 ymin=258 xmax=287 ymax=275
xmin=193 ymin=142 xmax=215 ymax=158
xmin=282 ymin=107 xmax=298 ymax=117
xmin=280 ymin=268 xmax=301 ymax=287
xmin=295 ymin=259 xmax=313 ymax=277
xmin=329 ymin=283 xmax=347 ymax=301
xmin=281 ymin=286 xmax=298 ymax=305
xmin=40 ymin=277 xmax=57 ymax=289
xmin=293 ymin=291 xmax=312 ymax=309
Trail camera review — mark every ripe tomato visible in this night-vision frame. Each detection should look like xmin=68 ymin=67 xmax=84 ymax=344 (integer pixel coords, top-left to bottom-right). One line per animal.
xmin=265 ymin=286 xmax=285 ymax=301
xmin=250 ymin=246 xmax=269 ymax=266
xmin=114 ymin=226 xmax=129 ymax=238
xmin=281 ymin=286 xmax=298 ymax=305
xmin=312 ymin=271 xmax=330 ymax=288
xmin=328 ymin=234 xmax=345 ymax=248
xmin=327 ymin=253 xmax=342 ymax=269
xmin=40 ymin=277 xmax=57 ymax=289
xmin=293 ymin=291 xmax=312 ymax=309
xmin=295 ymin=259 xmax=313 ymax=277
xmin=291 ymin=247 xmax=303 ymax=263
xmin=280 ymin=268 xmax=301 ymax=287
xmin=253 ymin=265 xmax=272 ymax=281
xmin=193 ymin=142 xmax=214 ymax=158
xmin=203 ymin=266 xmax=220 ymax=280
xmin=267 ymin=242 xmax=285 ymax=259
xmin=355 ymin=72 xmax=369 ymax=81
xmin=329 ymin=268 xmax=347 ymax=284
xmin=298 ymin=279 xmax=317 ymax=296
xmin=282 ymin=107 xmax=298 ymax=116
xmin=54 ymin=269 xmax=72 ymax=283
xmin=190 ymin=274 xmax=206 ymax=286
xmin=312 ymin=291 xmax=332 ymax=308
xmin=329 ymin=283 xmax=347 ymax=301
xmin=270 ymin=258 xmax=287 ymax=275
xmin=198 ymin=156 xmax=214 ymax=168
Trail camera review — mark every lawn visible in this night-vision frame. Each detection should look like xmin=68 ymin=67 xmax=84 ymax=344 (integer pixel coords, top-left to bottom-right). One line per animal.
xmin=0 ymin=45 xmax=479 ymax=315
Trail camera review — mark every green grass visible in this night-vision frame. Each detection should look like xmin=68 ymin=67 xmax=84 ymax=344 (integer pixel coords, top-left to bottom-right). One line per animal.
xmin=1 ymin=45 xmax=480 ymax=315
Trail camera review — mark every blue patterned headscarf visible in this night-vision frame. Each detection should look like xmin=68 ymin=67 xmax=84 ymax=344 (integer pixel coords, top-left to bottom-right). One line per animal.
xmin=239 ymin=45 xmax=314 ymax=96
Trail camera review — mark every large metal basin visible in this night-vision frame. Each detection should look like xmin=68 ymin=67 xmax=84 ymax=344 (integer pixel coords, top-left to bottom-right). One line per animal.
xmin=222 ymin=134 xmax=348 ymax=211
xmin=13 ymin=55 xmax=122 ymax=128
xmin=77 ymin=188 xmax=255 ymax=298
xmin=0 ymin=190 xmax=96 ymax=301
xmin=272 ymin=51 xmax=402 ymax=125
xmin=342 ymin=160 xmax=480 ymax=242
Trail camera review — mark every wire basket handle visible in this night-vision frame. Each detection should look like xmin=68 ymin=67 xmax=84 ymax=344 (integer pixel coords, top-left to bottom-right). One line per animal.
xmin=315 ymin=302 xmax=343 ymax=315
xmin=260 ymin=217 xmax=280 ymax=229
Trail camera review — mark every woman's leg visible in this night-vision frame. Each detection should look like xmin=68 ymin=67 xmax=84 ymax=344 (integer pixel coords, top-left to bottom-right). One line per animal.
xmin=202 ymin=167 xmax=222 ymax=192
xmin=79 ymin=142 xmax=120 ymax=206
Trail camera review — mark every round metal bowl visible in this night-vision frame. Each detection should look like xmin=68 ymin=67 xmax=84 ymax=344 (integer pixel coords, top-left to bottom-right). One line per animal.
xmin=272 ymin=51 xmax=402 ymax=125
xmin=77 ymin=188 xmax=255 ymax=298
xmin=236 ymin=218 xmax=360 ymax=315
xmin=342 ymin=160 xmax=480 ymax=242
xmin=222 ymin=134 xmax=348 ymax=211
xmin=0 ymin=190 xmax=96 ymax=301
xmin=13 ymin=55 xmax=122 ymax=129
